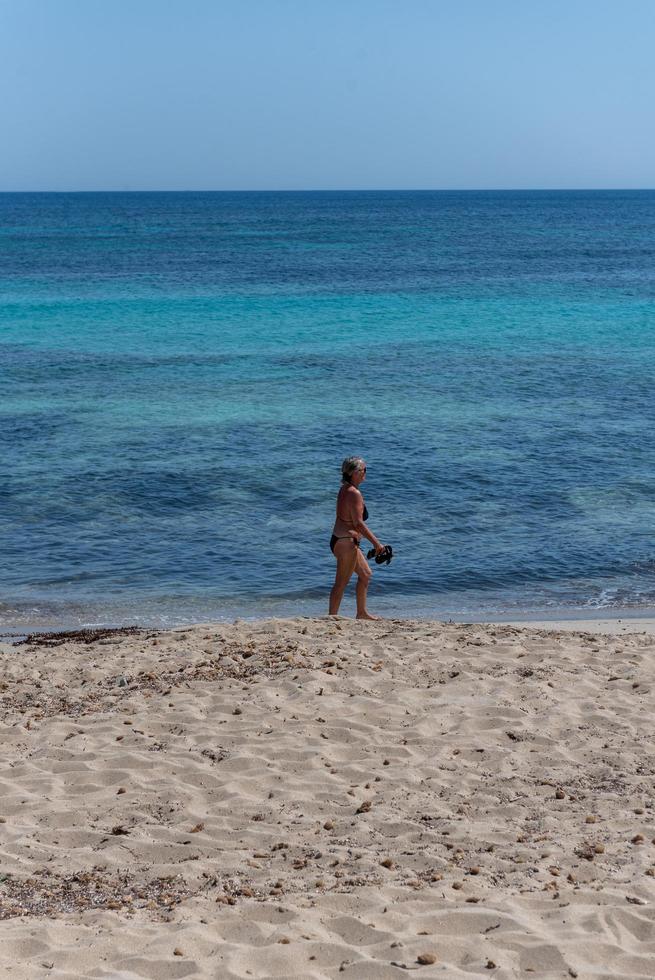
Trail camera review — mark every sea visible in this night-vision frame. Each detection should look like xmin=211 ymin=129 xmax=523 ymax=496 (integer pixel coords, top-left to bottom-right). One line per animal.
xmin=2 ymin=190 xmax=655 ymax=632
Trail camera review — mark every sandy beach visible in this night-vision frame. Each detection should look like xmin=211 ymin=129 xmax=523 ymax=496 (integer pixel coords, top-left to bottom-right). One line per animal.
xmin=1 ymin=615 xmax=654 ymax=979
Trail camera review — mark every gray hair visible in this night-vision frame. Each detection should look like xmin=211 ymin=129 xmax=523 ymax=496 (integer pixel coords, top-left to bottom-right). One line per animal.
xmin=341 ymin=456 xmax=366 ymax=483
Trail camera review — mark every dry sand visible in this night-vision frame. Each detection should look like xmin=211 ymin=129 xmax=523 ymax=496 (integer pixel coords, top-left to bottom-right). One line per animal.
xmin=1 ymin=616 xmax=654 ymax=979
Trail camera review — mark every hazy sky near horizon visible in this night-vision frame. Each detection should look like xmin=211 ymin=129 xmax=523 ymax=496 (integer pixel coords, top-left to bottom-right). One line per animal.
xmin=1 ymin=0 xmax=653 ymax=191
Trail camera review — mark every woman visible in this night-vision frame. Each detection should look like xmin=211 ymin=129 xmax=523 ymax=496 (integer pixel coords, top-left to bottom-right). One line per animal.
xmin=329 ymin=456 xmax=386 ymax=619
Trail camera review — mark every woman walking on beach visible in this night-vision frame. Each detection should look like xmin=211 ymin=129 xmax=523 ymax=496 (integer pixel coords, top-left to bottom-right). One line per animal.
xmin=329 ymin=456 xmax=386 ymax=619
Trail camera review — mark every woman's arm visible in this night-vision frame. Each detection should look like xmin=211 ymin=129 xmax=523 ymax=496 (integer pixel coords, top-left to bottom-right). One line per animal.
xmin=348 ymin=489 xmax=384 ymax=553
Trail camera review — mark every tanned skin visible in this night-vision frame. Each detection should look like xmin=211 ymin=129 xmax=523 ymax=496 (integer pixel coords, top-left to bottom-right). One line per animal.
xmin=328 ymin=462 xmax=385 ymax=619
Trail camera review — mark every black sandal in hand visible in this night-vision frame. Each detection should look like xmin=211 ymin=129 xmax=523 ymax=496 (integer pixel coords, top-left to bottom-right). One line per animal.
xmin=367 ymin=545 xmax=393 ymax=565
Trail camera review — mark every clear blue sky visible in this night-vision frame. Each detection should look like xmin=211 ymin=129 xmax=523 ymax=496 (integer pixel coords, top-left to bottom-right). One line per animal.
xmin=1 ymin=0 xmax=653 ymax=191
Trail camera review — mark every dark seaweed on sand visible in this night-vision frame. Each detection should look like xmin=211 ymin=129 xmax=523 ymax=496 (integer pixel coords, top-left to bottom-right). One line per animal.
xmin=13 ymin=626 xmax=146 ymax=648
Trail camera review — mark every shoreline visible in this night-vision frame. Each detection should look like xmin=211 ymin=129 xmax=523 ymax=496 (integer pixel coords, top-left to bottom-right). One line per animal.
xmin=4 ymin=607 xmax=655 ymax=647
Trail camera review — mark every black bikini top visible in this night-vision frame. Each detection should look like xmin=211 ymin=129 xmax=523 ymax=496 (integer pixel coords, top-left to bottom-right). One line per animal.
xmin=343 ymin=480 xmax=368 ymax=522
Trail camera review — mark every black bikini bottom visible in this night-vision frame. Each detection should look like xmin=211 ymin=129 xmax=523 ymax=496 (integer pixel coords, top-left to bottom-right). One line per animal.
xmin=330 ymin=534 xmax=359 ymax=554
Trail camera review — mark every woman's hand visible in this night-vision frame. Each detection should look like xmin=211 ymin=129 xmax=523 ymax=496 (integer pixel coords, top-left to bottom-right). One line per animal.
xmin=374 ymin=542 xmax=386 ymax=556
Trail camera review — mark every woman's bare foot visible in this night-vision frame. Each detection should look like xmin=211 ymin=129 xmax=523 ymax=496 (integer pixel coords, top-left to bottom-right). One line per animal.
xmin=356 ymin=611 xmax=380 ymax=620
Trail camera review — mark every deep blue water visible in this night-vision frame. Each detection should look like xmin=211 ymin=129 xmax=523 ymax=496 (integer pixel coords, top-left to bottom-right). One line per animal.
xmin=2 ymin=190 xmax=655 ymax=629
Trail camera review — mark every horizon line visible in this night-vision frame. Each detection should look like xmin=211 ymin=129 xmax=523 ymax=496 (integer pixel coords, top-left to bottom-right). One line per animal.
xmin=1 ymin=187 xmax=654 ymax=195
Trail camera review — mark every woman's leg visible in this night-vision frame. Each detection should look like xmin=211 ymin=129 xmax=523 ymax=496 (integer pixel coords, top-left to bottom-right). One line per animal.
xmin=354 ymin=549 xmax=377 ymax=620
xmin=329 ymin=539 xmax=358 ymax=615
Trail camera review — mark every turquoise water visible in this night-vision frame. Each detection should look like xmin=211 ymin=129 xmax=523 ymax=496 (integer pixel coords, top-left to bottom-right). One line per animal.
xmin=2 ymin=190 xmax=655 ymax=629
